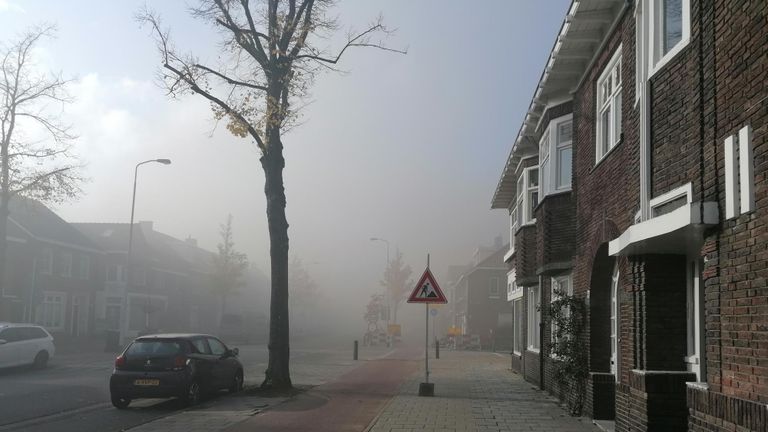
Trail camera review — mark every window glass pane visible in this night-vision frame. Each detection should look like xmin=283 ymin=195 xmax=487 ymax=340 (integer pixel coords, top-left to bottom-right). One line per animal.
xmin=601 ymin=106 xmax=611 ymax=155
xmin=664 ymin=0 xmax=683 ymax=54
xmin=614 ymin=92 xmax=623 ymax=143
xmin=557 ymin=147 xmax=572 ymax=188
xmin=541 ymin=160 xmax=549 ymax=196
xmin=558 ymin=121 xmax=572 ymax=144
xmin=529 ymin=191 xmax=538 ymax=216
xmin=208 ymin=338 xmax=227 ymax=356
xmin=528 ymin=169 xmax=538 ymax=187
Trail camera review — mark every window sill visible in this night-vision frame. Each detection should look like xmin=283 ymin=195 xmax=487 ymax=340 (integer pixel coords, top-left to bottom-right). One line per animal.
xmin=512 ymin=350 xmax=521 ymax=357
xmin=648 ymin=37 xmax=691 ymax=81
xmin=514 ymin=221 xmax=537 ymax=236
xmin=526 ymin=348 xmax=540 ymax=354
xmin=534 ymin=189 xmax=572 ymax=212
xmin=591 ymin=135 xmax=624 ymax=172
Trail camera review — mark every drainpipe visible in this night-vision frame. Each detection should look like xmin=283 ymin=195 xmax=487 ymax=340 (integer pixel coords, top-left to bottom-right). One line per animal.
xmin=539 ymin=275 xmax=545 ymax=390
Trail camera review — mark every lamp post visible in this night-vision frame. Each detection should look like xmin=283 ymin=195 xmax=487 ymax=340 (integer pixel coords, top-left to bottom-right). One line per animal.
xmin=124 ymin=158 xmax=171 ymax=340
xmin=369 ymin=237 xmax=390 ymax=332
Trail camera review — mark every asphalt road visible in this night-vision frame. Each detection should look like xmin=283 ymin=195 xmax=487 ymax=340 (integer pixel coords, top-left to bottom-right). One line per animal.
xmin=0 ymin=341 xmax=373 ymax=432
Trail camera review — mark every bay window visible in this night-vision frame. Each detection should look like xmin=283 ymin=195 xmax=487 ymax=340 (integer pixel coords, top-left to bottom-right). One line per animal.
xmin=596 ymin=47 xmax=622 ymax=162
xmin=540 ymin=114 xmax=573 ymax=197
xmin=516 ymin=166 xmax=539 ymax=226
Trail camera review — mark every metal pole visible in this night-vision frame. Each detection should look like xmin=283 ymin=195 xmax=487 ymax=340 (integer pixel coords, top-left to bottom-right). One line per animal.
xmin=425 ymin=302 xmax=429 ymax=384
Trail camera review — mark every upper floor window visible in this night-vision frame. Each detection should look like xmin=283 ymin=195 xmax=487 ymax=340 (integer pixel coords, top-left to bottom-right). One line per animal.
xmin=39 ymin=247 xmax=53 ymax=275
xmin=509 ymin=206 xmax=518 ymax=252
xmin=516 ymin=166 xmax=539 ymax=226
xmin=540 ymin=115 xmax=573 ymax=197
xmin=638 ymin=0 xmax=690 ymax=78
xmin=489 ymin=277 xmax=500 ymax=299
xmin=60 ymin=252 xmax=72 ymax=278
xmin=78 ymin=255 xmax=90 ymax=280
xmin=596 ymin=47 xmax=622 ymax=162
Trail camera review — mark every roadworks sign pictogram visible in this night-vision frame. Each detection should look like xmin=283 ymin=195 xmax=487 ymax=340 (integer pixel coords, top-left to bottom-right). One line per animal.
xmin=407 ymin=268 xmax=447 ymax=304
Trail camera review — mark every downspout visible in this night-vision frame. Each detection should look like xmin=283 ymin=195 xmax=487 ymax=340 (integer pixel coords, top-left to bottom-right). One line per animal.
xmin=539 ymin=275 xmax=545 ymax=390
xmin=638 ymin=0 xmax=651 ymax=221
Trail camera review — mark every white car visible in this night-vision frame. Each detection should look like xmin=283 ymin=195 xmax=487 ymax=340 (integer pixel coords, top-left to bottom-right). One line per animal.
xmin=0 ymin=323 xmax=55 ymax=369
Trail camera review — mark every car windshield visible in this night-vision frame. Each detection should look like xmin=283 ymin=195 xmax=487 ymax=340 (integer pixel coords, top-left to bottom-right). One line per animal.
xmin=126 ymin=340 xmax=183 ymax=357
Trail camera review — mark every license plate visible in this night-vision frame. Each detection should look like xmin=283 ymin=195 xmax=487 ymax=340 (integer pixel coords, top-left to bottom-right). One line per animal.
xmin=134 ymin=379 xmax=160 ymax=386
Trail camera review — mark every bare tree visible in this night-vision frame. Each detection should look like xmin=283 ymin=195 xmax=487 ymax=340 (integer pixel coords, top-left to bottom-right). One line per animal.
xmin=0 ymin=24 xmax=81 ymax=317
xmin=211 ymin=214 xmax=249 ymax=332
xmin=381 ymin=249 xmax=412 ymax=324
xmin=138 ymin=0 xmax=404 ymax=389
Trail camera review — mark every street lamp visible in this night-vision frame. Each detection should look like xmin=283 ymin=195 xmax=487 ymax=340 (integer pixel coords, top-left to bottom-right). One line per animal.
xmin=370 ymin=237 xmax=391 ymax=333
xmin=125 ymin=158 xmax=171 ymax=339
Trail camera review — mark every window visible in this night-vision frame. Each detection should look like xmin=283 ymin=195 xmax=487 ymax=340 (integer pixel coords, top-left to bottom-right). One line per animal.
xmin=207 ymin=338 xmax=227 ymax=356
xmin=107 ymin=265 xmax=127 ymax=283
xmin=596 ymin=47 xmax=622 ymax=162
xmin=78 ymin=255 xmax=90 ymax=280
xmin=61 ymin=252 xmax=72 ymax=277
xmin=686 ymin=259 xmax=703 ymax=381
xmin=527 ymin=285 xmax=540 ymax=352
xmin=550 ymin=274 xmax=573 ymax=353
xmin=516 ymin=167 xmax=539 ymax=226
xmin=133 ymin=268 xmax=147 ymax=286
xmin=489 ymin=277 xmax=500 ymax=298
xmin=40 ymin=248 xmax=53 ymax=275
xmin=37 ymin=293 xmax=65 ymax=331
xmin=540 ymin=115 xmax=573 ymax=197
xmin=644 ymin=0 xmax=690 ymax=76
xmin=192 ymin=338 xmax=211 ymax=355
xmin=513 ymin=299 xmax=523 ymax=355
xmin=509 ymin=205 xmax=518 ymax=252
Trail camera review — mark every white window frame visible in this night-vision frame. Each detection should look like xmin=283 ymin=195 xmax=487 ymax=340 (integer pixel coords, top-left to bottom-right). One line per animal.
xmin=527 ymin=285 xmax=541 ymax=352
xmin=509 ymin=205 xmax=518 ymax=253
xmin=649 ymin=182 xmax=692 ymax=217
xmin=513 ymin=298 xmax=523 ymax=355
xmin=539 ymin=114 xmax=573 ymax=198
xmin=685 ymin=258 xmax=703 ymax=381
xmin=37 ymin=291 xmax=66 ymax=331
xmin=550 ymin=274 xmax=573 ymax=356
xmin=507 ymin=269 xmax=522 ymax=302
xmin=78 ymin=255 xmax=90 ymax=280
xmin=489 ymin=277 xmax=500 ymax=299
xmin=610 ymin=264 xmax=620 ymax=380
xmin=40 ymin=247 xmax=53 ymax=275
xmin=61 ymin=252 xmax=72 ymax=278
xmin=517 ymin=166 xmax=539 ymax=226
xmin=596 ymin=47 xmax=623 ymax=163
xmin=647 ymin=0 xmax=691 ymax=78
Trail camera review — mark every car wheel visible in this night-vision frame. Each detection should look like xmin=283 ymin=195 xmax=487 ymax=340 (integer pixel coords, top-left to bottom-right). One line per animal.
xmin=111 ymin=395 xmax=131 ymax=409
xmin=229 ymin=370 xmax=244 ymax=393
xmin=33 ymin=351 xmax=49 ymax=369
xmin=182 ymin=380 xmax=201 ymax=407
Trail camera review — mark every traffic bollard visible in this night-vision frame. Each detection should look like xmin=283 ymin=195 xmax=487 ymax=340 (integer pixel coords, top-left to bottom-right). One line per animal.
xmin=435 ymin=338 xmax=440 ymax=359
xmin=354 ymin=340 xmax=358 ymax=360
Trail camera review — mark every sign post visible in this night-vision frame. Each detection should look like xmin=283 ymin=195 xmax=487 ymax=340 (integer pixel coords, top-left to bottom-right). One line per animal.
xmin=407 ymin=254 xmax=447 ymax=397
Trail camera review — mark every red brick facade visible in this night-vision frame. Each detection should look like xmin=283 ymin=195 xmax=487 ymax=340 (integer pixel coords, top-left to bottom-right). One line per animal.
xmin=493 ymin=1 xmax=768 ymax=430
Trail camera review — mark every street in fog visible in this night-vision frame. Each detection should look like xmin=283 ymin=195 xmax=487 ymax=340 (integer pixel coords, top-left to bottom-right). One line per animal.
xmin=0 ymin=341 xmax=380 ymax=432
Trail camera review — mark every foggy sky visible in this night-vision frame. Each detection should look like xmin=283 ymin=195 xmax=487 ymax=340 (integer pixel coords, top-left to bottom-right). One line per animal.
xmin=0 ymin=1 xmax=570 ymax=327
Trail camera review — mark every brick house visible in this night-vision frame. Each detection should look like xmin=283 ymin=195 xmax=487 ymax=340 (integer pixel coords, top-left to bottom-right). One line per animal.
xmin=74 ymin=221 xmax=219 ymax=342
xmin=449 ymin=241 xmax=511 ymax=350
xmin=492 ymin=0 xmax=767 ymax=430
xmin=0 ymin=198 xmax=105 ymax=339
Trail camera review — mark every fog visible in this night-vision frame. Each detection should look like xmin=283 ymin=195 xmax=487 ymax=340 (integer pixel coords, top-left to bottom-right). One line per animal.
xmin=0 ymin=0 xmax=569 ymax=344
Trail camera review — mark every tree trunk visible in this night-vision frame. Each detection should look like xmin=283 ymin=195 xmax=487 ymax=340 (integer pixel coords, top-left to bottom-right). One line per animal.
xmin=260 ymin=123 xmax=292 ymax=390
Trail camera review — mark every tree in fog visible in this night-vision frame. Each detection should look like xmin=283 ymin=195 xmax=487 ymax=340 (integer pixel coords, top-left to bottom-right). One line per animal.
xmin=139 ymin=0 xmax=404 ymax=389
xmin=288 ymin=256 xmax=319 ymax=334
xmin=0 ymin=25 xmax=81 ymax=316
xmin=381 ymin=250 xmax=412 ymax=324
xmin=211 ymin=215 xmax=249 ymax=332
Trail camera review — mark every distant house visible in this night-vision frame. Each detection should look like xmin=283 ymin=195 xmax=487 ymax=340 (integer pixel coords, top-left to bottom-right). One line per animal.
xmin=73 ymin=221 xmax=219 ymax=341
xmin=0 ymin=198 xmax=104 ymax=338
xmin=449 ymin=241 xmax=510 ymax=350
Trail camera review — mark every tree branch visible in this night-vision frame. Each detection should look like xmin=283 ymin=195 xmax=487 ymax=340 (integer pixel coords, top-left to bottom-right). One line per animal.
xmin=192 ymin=63 xmax=268 ymax=91
xmin=294 ymin=23 xmax=407 ymax=65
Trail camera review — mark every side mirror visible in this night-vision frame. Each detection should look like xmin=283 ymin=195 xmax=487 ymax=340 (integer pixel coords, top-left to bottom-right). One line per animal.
xmin=0 ymin=339 xmax=6 ymax=345
xmin=231 ymin=347 xmax=239 ymax=357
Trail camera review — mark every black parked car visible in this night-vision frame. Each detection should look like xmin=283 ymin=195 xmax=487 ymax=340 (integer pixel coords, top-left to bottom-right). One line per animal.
xmin=109 ymin=334 xmax=244 ymax=409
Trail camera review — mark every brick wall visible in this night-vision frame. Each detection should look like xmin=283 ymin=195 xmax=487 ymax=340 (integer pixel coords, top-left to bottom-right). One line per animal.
xmin=516 ymin=225 xmax=538 ymax=286
xmin=536 ymin=192 xmax=576 ymax=275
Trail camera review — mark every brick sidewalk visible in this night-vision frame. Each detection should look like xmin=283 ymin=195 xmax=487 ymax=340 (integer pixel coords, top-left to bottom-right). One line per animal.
xmin=367 ymin=351 xmax=601 ymax=432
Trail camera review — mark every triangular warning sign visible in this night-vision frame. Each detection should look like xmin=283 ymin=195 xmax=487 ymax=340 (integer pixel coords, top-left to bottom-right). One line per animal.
xmin=407 ymin=268 xmax=447 ymax=304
